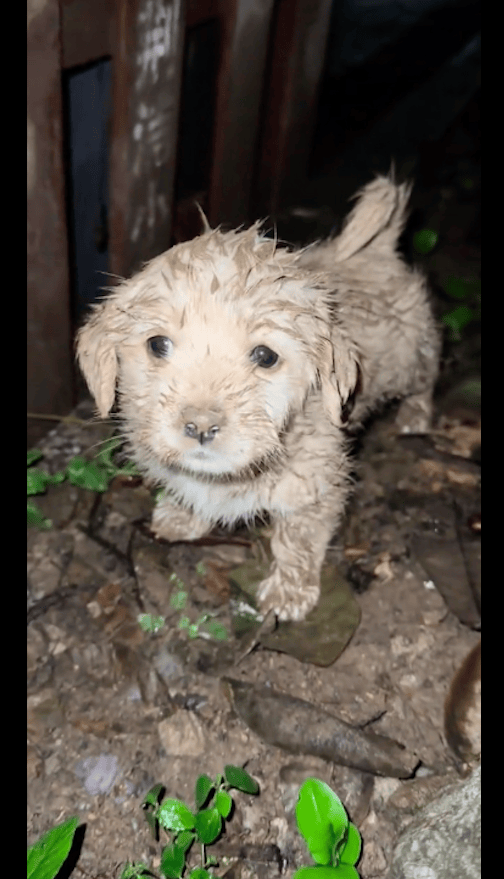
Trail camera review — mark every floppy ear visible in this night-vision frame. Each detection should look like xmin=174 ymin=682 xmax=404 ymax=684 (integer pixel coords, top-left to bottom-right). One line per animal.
xmin=319 ymin=332 xmax=360 ymax=426
xmin=76 ymin=311 xmax=118 ymax=418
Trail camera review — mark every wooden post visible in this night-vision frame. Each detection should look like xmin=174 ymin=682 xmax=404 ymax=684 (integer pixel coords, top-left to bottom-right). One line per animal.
xmin=254 ymin=0 xmax=333 ymax=218
xmin=208 ymin=0 xmax=275 ymax=227
xmin=109 ymin=0 xmax=186 ymax=279
xmin=27 ymin=0 xmax=73 ymax=442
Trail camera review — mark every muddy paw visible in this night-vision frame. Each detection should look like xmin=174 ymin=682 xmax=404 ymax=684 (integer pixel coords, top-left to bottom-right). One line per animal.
xmin=256 ymin=575 xmax=320 ymax=622
xmin=395 ymin=393 xmax=433 ymax=434
xmin=151 ymin=504 xmax=210 ymax=542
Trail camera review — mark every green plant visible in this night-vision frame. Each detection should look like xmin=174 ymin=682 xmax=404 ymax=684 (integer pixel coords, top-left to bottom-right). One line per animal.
xmin=412 ymin=227 xmax=481 ymax=341
xmin=27 ymin=439 xmax=140 ymax=528
xmin=131 ymin=765 xmax=259 ymax=878
xmin=413 ymin=228 xmax=439 ymax=255
xmin=293 ymin=779 xmax=362 ymax=878
xmin=166 ymin=574 xmax=229 ymax=643
xmin=27 ymin=815 xmax=79 ymax=879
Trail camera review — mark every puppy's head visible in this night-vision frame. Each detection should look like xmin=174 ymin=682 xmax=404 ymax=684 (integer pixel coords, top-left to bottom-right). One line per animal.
xmin=77 ymin=225 xmax=358 ymax=481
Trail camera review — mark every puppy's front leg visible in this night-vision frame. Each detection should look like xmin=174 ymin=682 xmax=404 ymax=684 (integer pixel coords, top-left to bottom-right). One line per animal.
xmin=151 ymin=496 xmax=211 ymax=542
xmin=256 ymin=509 xmax=337 ymax=621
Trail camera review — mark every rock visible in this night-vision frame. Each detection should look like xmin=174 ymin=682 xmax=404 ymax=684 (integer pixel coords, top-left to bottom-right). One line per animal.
xmin=390 ymin=764 xmax=481 ymax=879
xmin=157 ymin=709 xmax=206 ymax=756
xmin=74 ymin=753 xmax=120 ymax=796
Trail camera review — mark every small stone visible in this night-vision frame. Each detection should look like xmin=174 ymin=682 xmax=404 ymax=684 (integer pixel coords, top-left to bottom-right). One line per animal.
xmin=74 ymin=753 xmax=120 ymax=796
xmin=157 ymin=710 xmax=206 ymax=757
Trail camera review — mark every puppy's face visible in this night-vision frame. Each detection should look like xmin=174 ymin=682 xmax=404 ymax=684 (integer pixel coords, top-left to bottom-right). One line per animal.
xmin=77 ymin=227 xmax=357 ymax=481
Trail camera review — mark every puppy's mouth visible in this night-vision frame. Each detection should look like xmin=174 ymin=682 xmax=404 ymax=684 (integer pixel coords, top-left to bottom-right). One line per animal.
xmin=167 ymin=446 xmax=286 ymax=484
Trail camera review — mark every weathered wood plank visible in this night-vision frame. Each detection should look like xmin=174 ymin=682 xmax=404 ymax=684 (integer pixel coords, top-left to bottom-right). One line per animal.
xmin=27 ymin=0 xmax=73 ymax=441
xmin=109 ymin=0 xmax=185 ymax=279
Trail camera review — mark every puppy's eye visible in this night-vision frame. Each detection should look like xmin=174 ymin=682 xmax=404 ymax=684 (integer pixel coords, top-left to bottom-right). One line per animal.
xmin=148 ymin=336 xmax=173 ymax=358
xmin=250 ymin=345 xmax=279 ymax=368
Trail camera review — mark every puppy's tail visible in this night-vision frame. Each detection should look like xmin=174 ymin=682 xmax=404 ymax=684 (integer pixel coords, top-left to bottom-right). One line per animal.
xmin=331 ymin=175 xmax=411 ymax=262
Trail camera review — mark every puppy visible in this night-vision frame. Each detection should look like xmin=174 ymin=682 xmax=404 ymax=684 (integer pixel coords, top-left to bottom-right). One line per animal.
xmin=77 ymin=177 xmax=439 ymax=621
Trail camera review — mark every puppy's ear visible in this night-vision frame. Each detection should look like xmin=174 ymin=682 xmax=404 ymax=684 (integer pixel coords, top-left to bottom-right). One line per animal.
xmin=319 ymin=333 xmax=360 ymax=426
xmin=76 ymin=313 xmax=118 ymax=418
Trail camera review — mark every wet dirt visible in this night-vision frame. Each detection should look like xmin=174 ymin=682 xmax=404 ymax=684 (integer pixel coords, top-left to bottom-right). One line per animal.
xmin=27 ymin=391 xmax=480 ymax=878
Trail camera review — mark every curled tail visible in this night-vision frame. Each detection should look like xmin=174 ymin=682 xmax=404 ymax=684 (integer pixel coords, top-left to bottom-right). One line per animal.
xmin=331 ymin=175 xmax=411 ymax=262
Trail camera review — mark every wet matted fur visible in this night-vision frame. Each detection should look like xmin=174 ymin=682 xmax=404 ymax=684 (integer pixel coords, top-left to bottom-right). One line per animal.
xmin=77 ymin=177 xmax=439 ymax=620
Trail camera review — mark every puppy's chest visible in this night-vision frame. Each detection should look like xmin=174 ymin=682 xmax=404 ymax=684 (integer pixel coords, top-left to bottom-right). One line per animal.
xmin=167 ymin=471 xmax=277 ymax=525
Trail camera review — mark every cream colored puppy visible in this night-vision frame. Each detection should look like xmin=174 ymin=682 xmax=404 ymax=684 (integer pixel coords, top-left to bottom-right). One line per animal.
xmin=77 ymin=177 xmax=439 ymax=621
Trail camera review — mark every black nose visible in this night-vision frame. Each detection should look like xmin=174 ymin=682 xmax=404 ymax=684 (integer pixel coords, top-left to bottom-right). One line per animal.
xmin=184 ymin=422 xmax=220 ymax=445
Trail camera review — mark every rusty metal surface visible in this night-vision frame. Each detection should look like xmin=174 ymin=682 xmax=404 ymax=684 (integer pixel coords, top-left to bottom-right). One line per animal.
xmin=109 ymin=0 xmax=185 ymax=280
xmin=208 ymin=0 xmax=275 ymax=227
xmin=254 ymin=0 xmax=333 ymax=218
xmin=28 ymin=0 xmax=73 ymax=441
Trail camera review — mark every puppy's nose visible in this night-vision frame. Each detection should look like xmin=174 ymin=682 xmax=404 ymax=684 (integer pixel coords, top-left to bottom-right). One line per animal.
xmin=181 ymin=407 xmax=225 ymax=445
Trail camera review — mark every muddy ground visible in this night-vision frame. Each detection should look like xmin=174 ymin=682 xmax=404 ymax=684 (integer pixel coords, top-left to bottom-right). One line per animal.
xmin=27 ymin=378 xmax=480 ymax=879
xmin=28 ymin=115 xmax=480 ymax=878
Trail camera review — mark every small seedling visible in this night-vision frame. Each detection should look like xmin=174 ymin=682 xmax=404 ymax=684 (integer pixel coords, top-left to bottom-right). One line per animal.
xmin=27 ymin=450 xmax=66 ymax=528
xmin=135 ymin=764 xmax=259 ymax=878
xmin=411 ymin=227 xmax=481 ymax=341
xmin=293 ymin=779 xmax=362 ymax=878
xmin=27 ymin=815 xmax=79 ymax=879
xmin=138 ymin=613 xmax=166 ymax=633
xmin=167 ymin=574 xmax=228 ymax=643
xmin=27 ymin=440 xmax=141 ymax=529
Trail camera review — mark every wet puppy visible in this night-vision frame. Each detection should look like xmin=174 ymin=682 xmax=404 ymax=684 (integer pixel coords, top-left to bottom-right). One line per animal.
xmin=77 ymin=177 xmax=439 ymax=620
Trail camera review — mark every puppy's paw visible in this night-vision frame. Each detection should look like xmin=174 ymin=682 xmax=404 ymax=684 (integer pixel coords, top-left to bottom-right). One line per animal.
xmin=151 ymin=501 xmax=210 ymax=542
xmin=395 ymin=392 xmax=433 ymax=435
xmin=256 ymin=572 xmax=320 ymax=622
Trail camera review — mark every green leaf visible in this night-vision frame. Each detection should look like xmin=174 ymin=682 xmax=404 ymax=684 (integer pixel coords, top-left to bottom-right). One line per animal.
xmin=188 ymin=870 xmax=212 ymax=879
xmin=27 ymin=449 xmax=44 ymax=466
xmin=338 ymin=822 xmax=361 ymax=866
xmin=27 ymin=815 xmax=79 ymax=879
xmin=203 ymin=620 xmax=228 ymax=641
xmin=293 ymin=867 xmax=359 ymax=878
xmin=442 ymin=305 xmax=473 ymax=337
xmin=27 ymin=469 xmax=65 ymax=496
xmin=194 ymin=807 xmax=222 ymax=844
xmin=170 ymin=589 xmax=188 ymax=611
xmin=413 ymin=228 xmax=438 ymax=255
xmin=158 ymin=799 xmax=195 ymax=833
xmin=143 ymin=784 xmax=165 ymax=808
xmin=120 ymin=863 xmax=156 ymax=878
xmin=175 ymin=830 xmax=195 ymax=853
xmin=27 ymin=501 xmax=52 ymax=530
xmin=215 ymin=789 xmax=232 ymax=819
xmin=160 ymin=842 xmax=185 ymax=879
xmin=195 ymin=774 xmax=214 ymax=810
xmin=143 ymin=809 xmax=159 ymax=840
xmin=94 ymin=437 xmax=122 ymax=471
xmin=94 ymin=438 xmax=141 ymax=477
xmin=223 ymin=765 xmax=259 ymax=794
xmin=65 ymin=457 xmax=110 ymax=492
xmin=443 ymin=276 xmax=470 ymax=300
xmin=295 ymin=779 xmax=348 ymax=866
xmin=27 ymin=469 xmax=50 ymax=495
xmin=138 ymin=613 xmax=165 ymax=633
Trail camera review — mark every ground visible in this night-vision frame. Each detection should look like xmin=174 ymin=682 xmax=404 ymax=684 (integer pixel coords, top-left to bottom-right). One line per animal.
xmin=27 ymin=391 xmax=480 ymax=879
xmin=28 ymin=119 xmax=480 ymax=878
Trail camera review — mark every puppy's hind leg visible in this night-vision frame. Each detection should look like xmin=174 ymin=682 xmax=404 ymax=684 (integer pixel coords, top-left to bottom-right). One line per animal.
xmin=394 ymin=333 xmax=441 ymax=434
xmin=394 ymin=389 xmax=435 ymax=435
xmin=151 ymin=496 xmax=211 ymax=542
